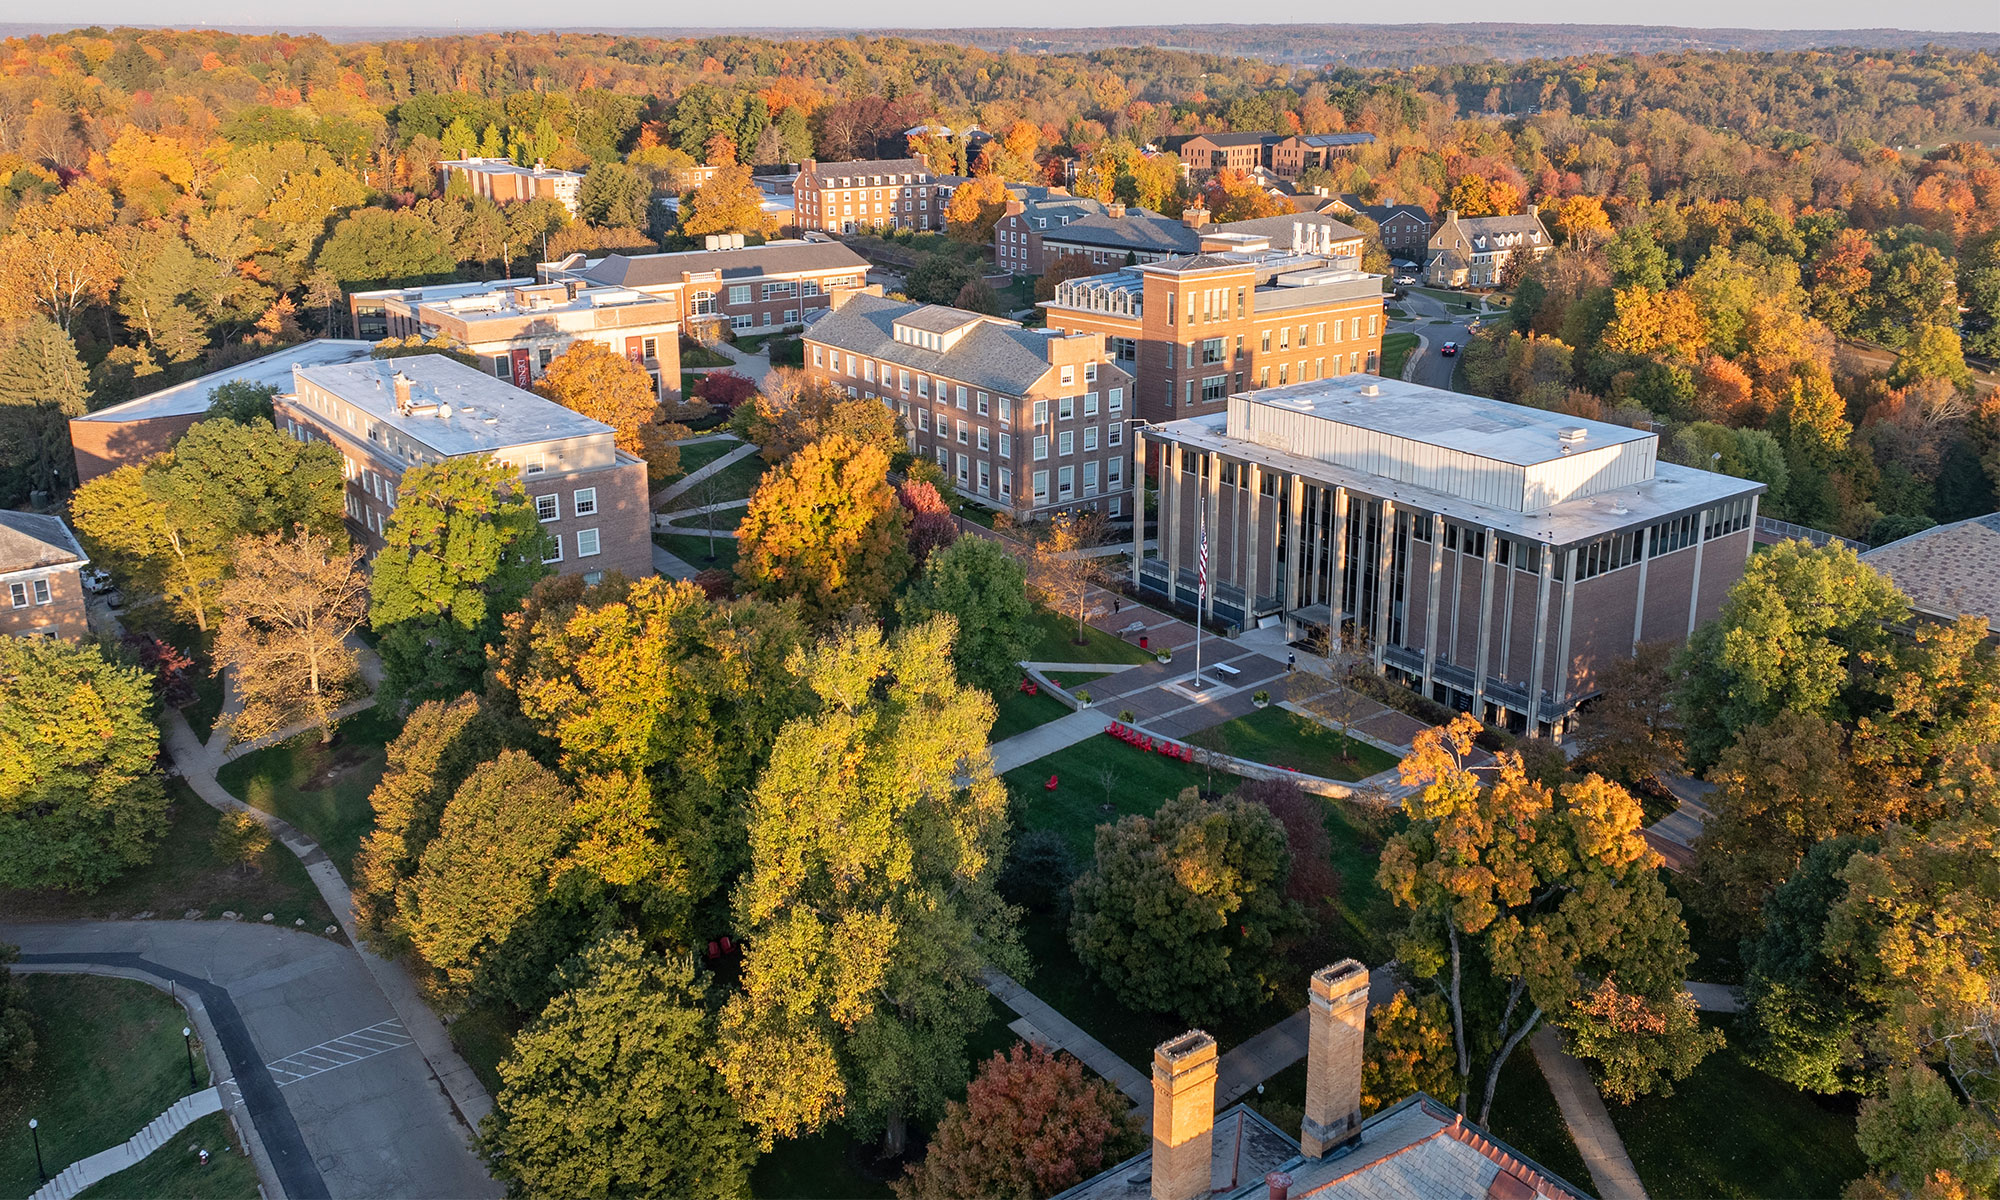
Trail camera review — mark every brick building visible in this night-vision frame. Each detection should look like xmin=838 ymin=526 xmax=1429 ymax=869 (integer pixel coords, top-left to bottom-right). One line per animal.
xmin=275 ymin=356 xmax=652 ymax=584
xmin=69 ymin=339 xmax=376 ymax=485
xmin=541 ymin=240 xmax=871 ymax=339
xmin=1426 ymin=207 xmax=1553 ymax=287
xmin=1268 ymin=131 xmax=1378 ymax=177
xmin=0 ymin=511 xmax=90 ymax=640
xmin=992 ymin=191 xmax=1108 ymax=275
xmin=1036 ymin=207 xmax=1366 ymax=274
xmin=1178 ymin=133 xmax=1275 ymax=173
xmin=1135 ymin=376 xmax=1762 ymax=737
xmin=793 ymin=158 xmax=945 ymax=234
xmin=375 ymin=280 xmax=684 ymax=401
xmin=436 ymin=157 xmax=584 ymax=218
xmin=1040 ymin=236 xmax=1385 ymax=426
xmin=804 ymin=292 xmax=1136 ymax=519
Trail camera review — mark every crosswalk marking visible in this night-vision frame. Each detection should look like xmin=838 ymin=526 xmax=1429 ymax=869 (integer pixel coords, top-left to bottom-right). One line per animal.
xmin=266 ymin=1019 xmax=415 ymax=1088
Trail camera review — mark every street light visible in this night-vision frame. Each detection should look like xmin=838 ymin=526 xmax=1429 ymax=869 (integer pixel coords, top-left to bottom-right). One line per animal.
xmin=29 ymin=1118 xmax=45 ymax=1184
xmin=182 ymin=1026 xmax=197 ymax=1090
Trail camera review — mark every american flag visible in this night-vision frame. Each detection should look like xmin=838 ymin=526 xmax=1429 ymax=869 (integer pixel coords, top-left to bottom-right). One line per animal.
xmin=1197 ymin=513 xmax=1209 ymax=600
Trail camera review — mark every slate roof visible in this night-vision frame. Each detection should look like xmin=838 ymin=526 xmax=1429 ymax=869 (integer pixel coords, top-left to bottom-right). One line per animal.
xmin=1187 ymin=132 xmax=1277 ymax=148
xmin=1297 ymin=132 xmax=1378 ymax=148
xmin=578 ymin=241 xmax=869 ymax=288
xmin=1861 ymin=512 xmax=2000 ymax=633
xmin=1045 ymin=210 xmax=1362 ymax=256
xmin=804 ymin=157 xmax=933 ymax=181
xmin=807 ymin=294 xmax=1060 ymax=395
xmin=1439 ymin=212 xmax=1550 ymax=253
xmin=0 ymin=511 xmax=87 ymax=575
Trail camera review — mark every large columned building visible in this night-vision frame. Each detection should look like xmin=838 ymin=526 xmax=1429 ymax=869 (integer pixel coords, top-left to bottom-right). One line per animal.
xmin=1134 ymin=376 xmax=1764 ymax=736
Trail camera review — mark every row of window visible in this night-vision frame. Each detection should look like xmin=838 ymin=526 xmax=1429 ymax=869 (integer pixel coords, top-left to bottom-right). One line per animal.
xmin=8 ymin=578 xmax=53 ymax=608
xmin=534 ymin=489 xmax=599 ymax=521
xmin=541 ymin=528 xmax=603 ymax=563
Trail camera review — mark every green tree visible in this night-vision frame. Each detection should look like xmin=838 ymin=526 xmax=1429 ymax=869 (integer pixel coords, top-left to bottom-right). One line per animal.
xmin=713 ymin=619 xmax=1021 ymax=1154
xmin=905 ymin=255 xmax=975 ymax=306
xmin=211 ymin=810 xmax=273 ymax=874
xmin=0 ymin=637 xmax=167 ymax=891
xmin=314 ymin=208 xmax=455 ymax=287
xmin=1361 ymin=990 xmax=1462 ymax=1116
xmin=736 ymin=434 xmax=911 ymax=624
xmin=1863 ymin=242 xmax=1959 ymax=350
xmin=1890 ymin=323 xmax=1974 ymax=392
xmin=206 ymin=380 xmax=278 ymax=425
xmin=1379 ymin=715 xmax=1716 ymax=1124
xmin=1742 ymin=835 xmax=1876 ymax=1095
xmin=897 ymin=535 xmax=1034 ymax=692
xmin=1070 ymin=788 xmax=1305 ymax=1023
xmin=1852 ymin=1065 xmax=2000 ymax=1200
xmin=578 ymin=162 xmax=653 ymax=231
xmin=0 ymin=317 xmax=92 ymax=502
xmin=368 ymin=456 xmax=548 ymax=706
xmin=480 ymin=931 xmax=754 ymax=1200
xmin=894 ymin=1042 xmax=1144 ymax=1200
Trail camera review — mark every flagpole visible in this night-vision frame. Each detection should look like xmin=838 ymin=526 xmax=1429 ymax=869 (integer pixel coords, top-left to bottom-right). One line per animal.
xmin=1194 ymin=489 xmax=1206 ymax=692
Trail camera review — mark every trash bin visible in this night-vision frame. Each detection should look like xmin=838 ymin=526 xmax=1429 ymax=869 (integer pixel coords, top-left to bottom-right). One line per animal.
xmin=1139 ymin=635 xmax=1149 ymax=650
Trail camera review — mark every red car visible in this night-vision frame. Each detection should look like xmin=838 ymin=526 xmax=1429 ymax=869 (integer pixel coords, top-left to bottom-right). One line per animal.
xmin=1440 ymin=341 xmax=1459 ymax=357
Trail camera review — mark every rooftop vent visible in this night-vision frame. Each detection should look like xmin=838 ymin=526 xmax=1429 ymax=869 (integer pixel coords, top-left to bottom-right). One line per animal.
xmin=1558 ymin=426 xmax=1588 ymax=444
xmin=1359 ymin=383 xmax=1380 ymax=397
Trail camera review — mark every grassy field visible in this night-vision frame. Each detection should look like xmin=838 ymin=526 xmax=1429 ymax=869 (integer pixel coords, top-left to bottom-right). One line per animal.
xmin=1001 ymin=736 xmax=1217 ymax=857
xmin=990 ymin=685 xmax=1072 ymax=742
xmin=1609 ymin=1019 xmax=1866 ymax=1199
xmin=665 ymin=504 xmax=745 ymax=533
xmin=654 ymin=532 xmax=740 ymax=571
xmin=1380 ymin=331 xmax=1419 ymax=378
xmin=680 ymin=339 xmax=733 ymax=367
xmin=75 ymin=1111 xmax=258 ymax=1200
xmin=1191 ymin=707 xmax=1400 ymax=782
xmin=1046 ymin=668 xmax=1114 ymax=691
xmin=667 ymin=452 xmax=766 ymax=511
xmin=0 ymin=780 xmax=333 ymax=928
xmin=214 ymin=706 xmax=400 ymax=881
xmin=0 ymin=976 xmax=214 ymax=1198
xmin=668 ymin=437 xmax=739 ymax=478
xmin=1024 ymin=607 xmax=1156 ymax=666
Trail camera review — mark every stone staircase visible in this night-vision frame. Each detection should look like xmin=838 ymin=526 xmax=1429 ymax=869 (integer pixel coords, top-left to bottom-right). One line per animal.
xmin=30 ymin=1086 xmax=223 ymax=1200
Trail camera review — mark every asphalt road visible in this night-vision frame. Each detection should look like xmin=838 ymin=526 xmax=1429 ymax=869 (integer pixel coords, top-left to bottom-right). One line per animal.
xmin=1389 ymin=285 xmax=1483 ymax=392
xmin=3 ymin=920 xmax=499 ymax=1200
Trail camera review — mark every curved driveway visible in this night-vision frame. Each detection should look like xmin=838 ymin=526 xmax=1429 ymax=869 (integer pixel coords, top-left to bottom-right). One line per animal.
xmin=1391 ymin=287 xmax=1482 ymax=391
xmin=3 ymin=920 xmax=498 ymax=1200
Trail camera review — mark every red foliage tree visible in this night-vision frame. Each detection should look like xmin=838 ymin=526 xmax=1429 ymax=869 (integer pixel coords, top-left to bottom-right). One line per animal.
xmin=693 ymin=370 xmax=759 ymax=410
xmin=1236 ymin=777 xmax=1341 ymax=912
xmin=897 ymin=478 xmax=959 ymax=567
xmin=122 ymin=631 xmax=197 ymax=709
xmin=894 ymin=1042 xmax=1143 ymax=1200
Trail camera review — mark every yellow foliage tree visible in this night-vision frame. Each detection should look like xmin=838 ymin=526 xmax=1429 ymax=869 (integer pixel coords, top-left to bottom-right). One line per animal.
xmin=680 ymin=164 xmax=768 ymax=239
xmin=943 ymin=175 xmax=1010 ymax=245
xmin=532 ymin=340 xmax=687 ymax=481
xmin=735 ymin=434 xmax=911 ymax=622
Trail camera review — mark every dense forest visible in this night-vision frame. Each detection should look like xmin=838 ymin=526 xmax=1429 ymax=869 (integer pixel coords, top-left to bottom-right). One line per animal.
xmin=0 ymin=25 xmax=1995 ymax=538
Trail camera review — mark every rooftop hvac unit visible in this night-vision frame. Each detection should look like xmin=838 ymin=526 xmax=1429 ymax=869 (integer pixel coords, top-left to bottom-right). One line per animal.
xmin=1359 ymin=384 xmax=1380 ymax=397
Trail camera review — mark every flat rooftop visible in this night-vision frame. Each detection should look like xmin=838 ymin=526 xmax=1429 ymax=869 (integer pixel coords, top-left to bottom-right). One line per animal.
xmin=1241 ymin=376 xmax=1651 ymax=468
xmin=77 ymin=339 xmax=377 ymax=424
xmin=351 ymin=278 xmax=535 ymax=304
xmin=293 ymin=355 xmax=614 ymax=458
xmin=417 ymin=284 xmax=670 ymax=321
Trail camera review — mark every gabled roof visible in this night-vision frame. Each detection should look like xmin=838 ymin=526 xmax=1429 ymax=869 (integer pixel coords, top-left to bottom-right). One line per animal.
xmin=804 ymin=157 xmax=932 ymax=180
xmin=806 ymin=293 xmax=1061 ymax=395
xmin=1297 ymin=132 xmax=1378 ymax=148
xmin=578 ymin=241 xmax=870 ymax=288
xmin=1186 ymin=132 xmax=1277 ymax=148
xmin=1045 ymin=210 xmax=1362 ymax=256
xmin=1861 ymin=512 xmax=2000 ymax=633
xmin=0 ymin=511 xmax=87 ymax=575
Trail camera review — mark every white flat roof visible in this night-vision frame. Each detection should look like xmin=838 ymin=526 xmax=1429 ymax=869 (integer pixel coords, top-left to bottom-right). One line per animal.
xmin=1241 ymin=375 xmax=1650 ymax=468
xmin=77 ymin=339 xmax=377 ymax=424
xmin=293 ymin=355 xmax=614 ymax=458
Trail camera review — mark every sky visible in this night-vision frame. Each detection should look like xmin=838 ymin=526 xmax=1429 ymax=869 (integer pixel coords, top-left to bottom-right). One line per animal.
xmin=28 ymin=2 xmax=2000 ymax=32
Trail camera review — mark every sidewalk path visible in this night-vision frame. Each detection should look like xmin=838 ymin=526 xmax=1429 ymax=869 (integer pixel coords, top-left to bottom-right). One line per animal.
xmin=652 ymin=542 xmax=700 ymax=580
xmin=651 ymin=439 xmax=758 ymax=509
xmin=982 ymin=968 xmax=1154 ymax=1117
xmin=1643 ymin=776 xmax=1713 ymax=872
xmin=30 ymin=1088 xmax=222 ymax=1200
xmin=1531 ymin=1027 xmax=1650 ymax=1200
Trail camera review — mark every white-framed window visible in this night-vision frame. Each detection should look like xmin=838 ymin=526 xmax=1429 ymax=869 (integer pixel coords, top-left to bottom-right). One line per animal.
xmin=574 ymin=488 xmax=598 ymax=517
xmin=1033 ymin=469 xmax=1050 ymax=500
xmin=956 ymin=453 xmax=969 ymax=485
xmin=999 ymin=468 xmax=1012 ymax=498
xmin=1058 ymin=430 xmax=1074 ymax=456
xmin=8 ymin=582 xmax=26 ymax=608
xmin=577 ymin=528 xmax=601 ymax=557
xmin=1057 ymin=465 xmax=1074 ymax=499
xmin=898 ymin=369 xmax=910 ymax=392
xmin=917 ymin=409 xmax=929 ymax=432
xmin=957 ymin=422 xmax=969 ymax=445
xmin=1084 ymin=426 xmax=1098 ymax=451
xmin=1059 ymin=396 xmax=1074 ymax=420
xmin=728 ymin=285 xmax=752 ymax=305
xmin=936 ymin=445 xmax=949 ymax=467
xmin=1032 ymin=399 xmax=1048 ymax=425
xmin=978 ymin=426 xmax=990 ymax=450
xmin=976 ymin=392 xmax=989 ymax=416
xmin=1085 ymin=362 xmax=1098 ymax=382
xmin=1060 ymin=365 xmax=1075 ymax=386
xmin=1084 ymin=392 xmax=1099 ymax=417
xmin=543 ymin=534 xmax=564 ymax=563
xmin=918 ymin=375 xmax=930 ymax=398
xmin=977 ymin=461 xmax=991 ymax=495
xmin=1033 ymin=435 xmax=1049 ymax=461
xmin=999 ymin=433 xmax=1011 ymax=459
xmin=1108 ymin=422 xmax=1123 ymax=447
xmin=1084 ymin=461 xmax=1099 ymax=495
xmin=864 ymin=361 xmax=875 ymax=382
xmin=1108 ymin=456 xmax=1123 ymax=486
xmin=536 ymin=494 xmax=559 ymax=522
xmin=956 ymin=385 xmax=968 ymax=409
xmin=813 ymin=345 xmax=825 ymax=367
xmin=1108 ymin=387 xmax=1124 ymax=413
xmin=995 ymin=396 xmax=1008 ymax=425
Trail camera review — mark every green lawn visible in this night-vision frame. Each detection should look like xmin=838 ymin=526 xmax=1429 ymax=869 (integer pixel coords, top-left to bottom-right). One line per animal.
xmin=667 ymin=452 xmax=766 ymax=511
xmin=1024 ymin=607 xmax=1156 ymax=666
xmin=1002 ymin=737 xmax=1218 ymax=857
xmin=1485 ymin=1042 xmax=1594 ymax=1192
xmin=448 ymin=1003 xmax=520 ymax=1098
xmin=1191 ymin=707 xmax=1400 ymax=782
xmin=1608 ymin=1018 xmax=1866 ymax=1199
xmin=680 ymin=339 xmax=733 ymax=367
xmin=214 ymin=706 xmax=400 ymax=881
xmin=1380 ymin=332 xmax=1419 ymax=378
xmin=1670 ymin=872 xmax=1744 ymax=985
xmin=75 ymin=1111 xmax=258 ymax=1200
xmin=0 ymin=780 xmax=333 ymax=928
xmin=991 ymin=684 xmax=1073 ymax=742
xmin=0 ymin=976 xmax=214 ymax=1198
xmin=1046 ymin=669 xmax=1113 ymax=691
xmin=667 ymin=437 xmax=739 ymax=479
xmin=654 ymin=532 xmax=739 ymax=572
xmin=665 ymin=504 xmax=745 ymax=533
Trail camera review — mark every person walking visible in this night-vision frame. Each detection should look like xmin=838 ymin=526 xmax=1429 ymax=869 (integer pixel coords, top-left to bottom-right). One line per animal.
xmin=1286 ymin=652 xmax=1296 ymax=673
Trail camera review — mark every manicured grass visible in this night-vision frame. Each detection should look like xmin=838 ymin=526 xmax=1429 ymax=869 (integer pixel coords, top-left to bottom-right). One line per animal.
xmin=1046 ymin=669 xmax=1113 ymax=690
xmin=1191 ymin=706 xmax=1400 ymax=782
xmin=0 ymin=780 xmax=333 ymax=928
xmin=1380 ymin=331 xmax=1419 ymax=378
xmin=990 ymin=684 xmax=1073 ymax=742
xmin=1608 ymin=1018 xmax=1866 ymax=1199
xmin=1024 ymin=606 xmax=1156 ymax=666
xmin=664 ymin=504 xmax=745 ymax=533
xmin=0 ymin=975 xmax=214 ymax=1198
xmin=956 ymin=504 xmax=997 ymax=529
xmin=1002 ymin=737 xmax=1217 ymax=858
xmin=680 ymin=339 xmax=734 ymax=367
xmin=75 ymin=1111 xmax=258 ymax=1200
xmin=667 ymin=452 xmax=766 ymax=511
xmin=448 ymin=1003 xmax=520 ymax=1098
xmin=214 ymin=706 xmax=400 ymax=882
xmin=654 ymin=532 xmax=740 ymax=572
xmin=669 ymin=437 xmax=739 ymax=478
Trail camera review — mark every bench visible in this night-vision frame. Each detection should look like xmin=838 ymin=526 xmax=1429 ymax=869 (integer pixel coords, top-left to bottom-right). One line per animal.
xmin=1118 ymin=621 xmax=1147 ymax=637
xmin=1211 ymin=662 xmax=1242 ymax=678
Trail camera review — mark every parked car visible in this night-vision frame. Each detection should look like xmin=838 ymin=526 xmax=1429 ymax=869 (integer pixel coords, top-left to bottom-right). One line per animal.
xmin=1395 ymin=274 xmax=1417 ymax=285
xmin=81 ymin=567 xmax=112 ymax=594
xmin=1440 ymin=341 xmax=1459 ymax=357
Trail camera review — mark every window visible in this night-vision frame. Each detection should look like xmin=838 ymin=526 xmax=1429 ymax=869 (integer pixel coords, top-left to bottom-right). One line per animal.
xmin=1111 ymin=336 xmax=1137 ymax=361
xmin=864 ymin=361 xmax=875 ymax=382
xmin=897 ymin=369 xmax=910 ymax=392
xmin=917 ymin=375 xmax=929 ymax=398
xmin=1201 ymin=337 xmax=1225 ymax=364
xmin=691 ymin=292 xmax=716 ymax=316
xmin=996 ymin=396 xmax=1009 ymax=425
xmin=956 ymin=385 xmax=968 ymax=409
xmin=813 ymin=345 xmax=825 ymax=367
xmin=999 ymin=433 xmax=1012 ymax=459
xmin=1085 ymin=362 xmax=1098 ymax=382
xmin=978 ymin=426 xmax=990 ymax=450
xmin=956 ymin=453 xmax=969 ymax=485
xmin=1060 ymin=365 xmax=1074 ymax=386
xmin=1108 ymin=423 xmax=1123 ymax=447
xmin=917 ymin=409 xmax=929 ymax=432
xmin=1108 ymin=456 xmax=1123 ymax=486
xmin=538 ymin=347 xmax=554 ymax=368
xmin=1202 ymin=375 xmax=1229 ymax=402
xmin=999 ymin=468 xmax=1012 ymax=498
xmin=1033 ymin=469 xmax=1050 ymax=500
xmin=957 ymin=422 xmax=969 ymax=445
xmin=1084 ymin=426 xmax=1098 ymax=451
xmin=977 ymin=461 xmax=991 ymax=495
xmin=1108 ymin=387 xmax=1124 ymax=413
xmin=1260 ymin=330 xmax=1272 ymax=353
xmin=536 ymin=494 xmax=559 ymax=522
xmin=1058 ymin=430 xmax=1074 ymax=456
xmin=493 ymin=357 xmax=510 ymax=379
xmin=728 ymin=285 xmax=751 ymax=306
xmin=573 ymin=488 xmax=597 ymax=517
xmin=543 ymin=534 xmax=564 ymax=564
xmin=976 ymin=391 xmax=989 ymax=416
xmin=577 ymin=528 xmax=601 ymax=558
xmin=1084 ymin=461 xmax=1099 ymax=495
xmin=1032 ymin=399 xmax=1049 ymax=425
xmin=1033 ymin=435 xmax=1049 ymax=460
xmin=1059 ymin=396 xmax=1074 ymax=420
xmin=1057 ymin=465 xmax=1074 ymax=499
xmin=8 ymin=582 xmax=25 ymax=608
xmin=1084 ymin=392 xmax=1099 ymax=417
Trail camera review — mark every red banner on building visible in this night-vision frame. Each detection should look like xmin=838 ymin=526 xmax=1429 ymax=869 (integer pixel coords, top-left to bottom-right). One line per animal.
xmin=509 ymin=348 xmax=532 ymax=389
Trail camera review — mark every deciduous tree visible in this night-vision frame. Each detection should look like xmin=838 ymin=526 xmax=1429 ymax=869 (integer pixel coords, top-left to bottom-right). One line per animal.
xmin=897 ymin=478 xmax=958 ymax=566
xmin=1361 ymin=991 xmax=1461 ymax=1116
xmin=1741 ymin=835 xmax=1876 ymax=1095
xmin=942 ymin=175 xmax=1011 ymax=245
xmin=215 ymin=531 xmax=369 ymax=747
xmin=532 ymin=339 xmax=686 ymax=481
xmin=679 ymin=164 xmax=767 ymax=239
xmin=1026 ymin=509 xmax=1108 ymax=646
xmin=897 ymin=535 xmax=1035 ymax=692
xmin=736 ymin=434 xmax=911 ymax=623
xmin=0 ymin=318 xmax=92 ymax=502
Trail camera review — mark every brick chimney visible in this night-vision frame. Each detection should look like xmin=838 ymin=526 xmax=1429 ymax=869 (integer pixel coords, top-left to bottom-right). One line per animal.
xmin=391 ymin=371 xmax=415 ymax=412
xmin=1300 ymin=960 xmax=1370 ymax=1158
xmin=1151 ymin=1031 xmax=1218 ymax=1200
xmin=1108 ymin=201 xmax=1126 ymax=219
xmin=1181 ymin=204 xmax=1210 ymax=230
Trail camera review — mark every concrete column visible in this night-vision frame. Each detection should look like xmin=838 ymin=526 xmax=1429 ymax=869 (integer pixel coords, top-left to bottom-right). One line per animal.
xmin=1686 ymin=504 xmax=1711 ymax=637
xmin=1300 ymin=486 xmax=1321 ymax=611
xmin=1746 ymin=494 xmax=1761 ymax=564
xmin=1472 ymin=528 xmax=1499 ymax=712
xmin=1499 ymin=539 xmax=1517 ymax=681
xmin=1130 ymin=427 xmax=1146 ymax=590
xmin=1244 ymin=462 xmax=1263 ymax=621
xmin=1330 ymin=487 xmax=1351 ymax=618
xmin=1300 ymin=961 xmax=1369 ymax=1159
xmin=1421 ymin=514 xmax=1443 ymax=695
xmin=1165 ymin=441 xmax=1183 ymax=608
xmin=1151 ymin=1032 xmax=1219 ymax=1200
xmin=1555 ymin=548 xmax=1579 ymax=712
xmin=1526 ymin=543 xmax=1556 ymax=734
xmin=1204 ymin=453 xmax=1222 ymax=623
xmin=1284 ymin=473 xmax=1304 ymax=613
xmin=1370 ymin=501 xmax=1394 ymax=668
xmin=1631 ymin=523 xmax=1653 ymax=652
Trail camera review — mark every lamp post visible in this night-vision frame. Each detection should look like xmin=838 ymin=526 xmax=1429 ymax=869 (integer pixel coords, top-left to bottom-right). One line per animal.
xmin=29 ymin=1118 xmax=45 ymax=1184
xmin=183 ymin=1026 xmax=197 ymax=1089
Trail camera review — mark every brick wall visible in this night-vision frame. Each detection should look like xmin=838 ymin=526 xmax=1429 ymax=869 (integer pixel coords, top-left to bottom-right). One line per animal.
xmin=0 ymin=567 xmax=90 ymax=640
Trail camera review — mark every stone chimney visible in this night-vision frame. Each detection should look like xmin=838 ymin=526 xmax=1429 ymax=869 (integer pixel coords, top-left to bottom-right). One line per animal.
xmin=1181 ymin=204 xmax=1210 ymax=230
xmin=1151 ymin=1031 xmax=1218 ymax=1200
xmin=1445 ymin=208 xmax=1459 ymax=224
xmin=1527 ymin=203 xmax=1539 ymax=218
xmin=391 ymin=371 xmax=415 ymax=412
xmin=1300 ymin=960 xmax=1370 ymax=1158
xmin=1108 ymin=201 xmax=1126 ymax=219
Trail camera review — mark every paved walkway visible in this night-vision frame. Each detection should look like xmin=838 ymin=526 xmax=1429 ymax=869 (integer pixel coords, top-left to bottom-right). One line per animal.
xmin=1643 ymin=777 xmax=1714 ymax=872
xmin=652 ymin=542 xmax=700 ymax=580
xmin=651 ymin=438 xmax=758 ymax=509
xmin=30 ymin=1087 xmax=223 ymax=1200
xmin=982 ymin=968 xmax=1154 ymax=1117
xmin=1531 ymin=1027 xmax=1650 ymax=1200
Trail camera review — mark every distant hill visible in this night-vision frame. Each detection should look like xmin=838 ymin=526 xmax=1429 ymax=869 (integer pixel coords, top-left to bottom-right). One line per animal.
xmin=3 ymin=21 xmax=1993 ymax=62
